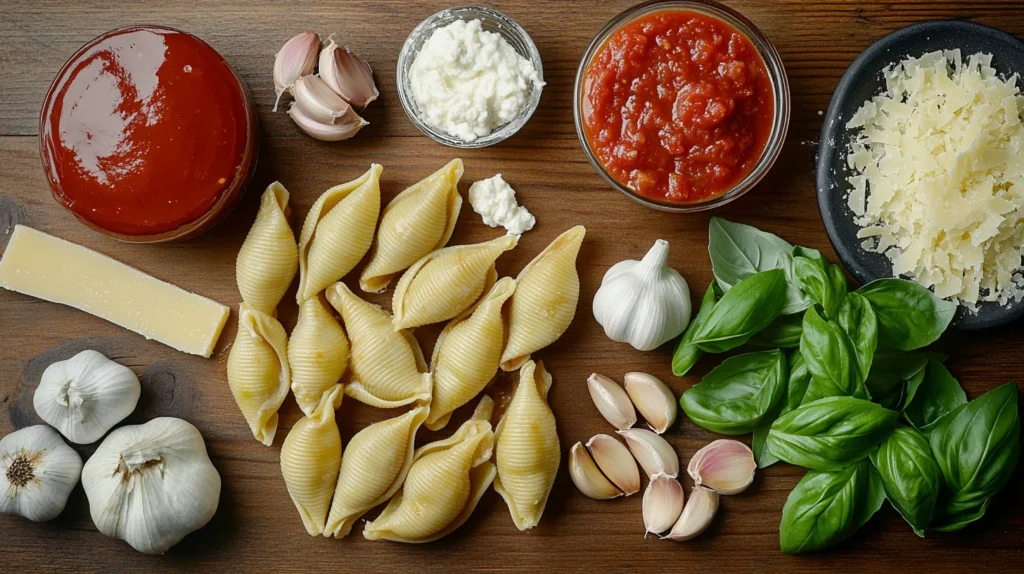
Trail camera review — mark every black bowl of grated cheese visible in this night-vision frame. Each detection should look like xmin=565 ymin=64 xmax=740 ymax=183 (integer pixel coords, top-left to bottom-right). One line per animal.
xmin=817 ymin=20 xmax=1024 ymax=330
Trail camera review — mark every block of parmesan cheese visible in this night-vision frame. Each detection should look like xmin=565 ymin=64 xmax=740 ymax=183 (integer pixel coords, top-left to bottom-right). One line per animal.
xmin=0 ymin=225 xmax=230 ymax=357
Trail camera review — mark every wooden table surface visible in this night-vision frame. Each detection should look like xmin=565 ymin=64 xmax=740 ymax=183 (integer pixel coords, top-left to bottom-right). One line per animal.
xmin=1 ymin=1 xmax=1022 ymax=571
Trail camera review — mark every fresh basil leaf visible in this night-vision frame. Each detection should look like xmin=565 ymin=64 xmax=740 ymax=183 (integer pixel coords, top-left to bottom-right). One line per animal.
xmin=748 ymin=313 xmax=803 ymax=349
xmin=928 ymin=382 xmax=1020 ymax=521
xmin=777 ymin=252 xmax=815 ymax=315
xmin=837 ymin=292 xmax=877 ymax=385
xmin=754 ymin=350 xmax=808 ymax=469
xmin=691 ymin=269 xmax=787 ymax=353
xmin=929 ymin=498 xmax=991 ymax=532
xmin=785 ymin=350 xmax=812 ymax=412
xmin=680 ymin=350 xmax=788 ymax=435
xmin=779 ymin=459 xmax=886 ymax=554
xmin=672 ymin=285 xmax=717 ymax=377
xmin=905 ymin=358 xmax=968 ymax=432
xmin=856 ymin=279 xmax=956 ymax=351
xmin=870 ymin=425 xmax=941 ymax=536
xmin=752 ymin=411 xmax=780 ymax=469
xmin=792 ymin=245 xmax=824 ymax=261
xmin=864 ymin=350 xmax=932 ymax=411
xmin=800 ymin=307 xmax=865 ymax=402
xmin=793 ymin=256 xmax=846 ymax=319
xmin=708 ymin=217 xmax=793 ymax=291
xmin=767 ymin=396 xmax=898 ymax=471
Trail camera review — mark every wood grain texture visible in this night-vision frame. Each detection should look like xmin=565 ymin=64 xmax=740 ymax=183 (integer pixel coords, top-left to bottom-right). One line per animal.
xmin=1 ymin=0 xmax=1022 ymax=571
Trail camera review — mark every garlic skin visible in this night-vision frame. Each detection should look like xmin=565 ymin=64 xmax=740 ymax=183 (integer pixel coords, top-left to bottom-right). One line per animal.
xmin=569 ymin=442 xmax=622 ymax=500
xmin=592 ymin=239 xmax=691 ymax=351
xmin=82 ymin=417 xmax=221 ymax=554
xmin=319 ymin=38 xmax=378 ymax=107
xmin=618 ymin=427 xmax=679 ymax=479
xmin=0 ymin=425 xmax=82 ymax=522
xmin=586 ymin=434 xmax=640 ymax=496
xmin=33 ymin=350 xmax=141 ymax=444
xmin=623 ymin=372 xmax=677 ymax=434
xmin=664 ymin=485 xmax=719 ymax=541
xmin=643 ymin=474 xmax=684 ymax=536
xmin=292 ymin=75 xmax=360 ymax=125
xmin=587 ymin=373 xmax=636 ymax=431
xmin=274 ymin=32 xmax=320 ymax=112
xmin=288 ymin=102 xmax=367 ymax=141
xmin=687 ymin=439 xmax=756 ymax=495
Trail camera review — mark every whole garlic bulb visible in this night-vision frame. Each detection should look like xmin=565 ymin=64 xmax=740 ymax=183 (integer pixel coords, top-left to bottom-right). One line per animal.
xmin=0 ymin=425 xmax=83 ymax=522
xmin=34 ymin=350 xmax=141 ymax=444
xmin=82 ymin=417 xmax=221 ymax=554
xmin=593 ymin=239 xmax=691 ymax=351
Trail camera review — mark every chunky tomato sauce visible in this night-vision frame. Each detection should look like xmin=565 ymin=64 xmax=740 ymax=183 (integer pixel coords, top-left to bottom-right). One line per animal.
xmin=41 ymin=26 xmax=251 ymax=237
xmin=582 ymin=11 xmax=774 ymax=203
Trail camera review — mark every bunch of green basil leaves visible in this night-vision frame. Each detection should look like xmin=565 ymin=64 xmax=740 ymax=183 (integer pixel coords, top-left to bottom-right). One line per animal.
xmin=674 ymin=218 xmax=1021 ymax=553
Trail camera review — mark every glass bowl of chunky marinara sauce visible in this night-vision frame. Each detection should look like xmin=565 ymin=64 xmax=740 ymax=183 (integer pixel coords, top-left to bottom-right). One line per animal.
xmin=575 ymin=0 xmax=790 ymax=211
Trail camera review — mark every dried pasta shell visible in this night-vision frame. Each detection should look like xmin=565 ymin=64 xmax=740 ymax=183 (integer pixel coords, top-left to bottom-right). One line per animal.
xmin=360 ymin=159 xmax=464 ymax=293
xmin=427 ymin=277 xmax=516 ymax=431
xmin=392 ymin=234 xmax=517 ymax=330
xmin=494 ymin=360 xmax=559 ymax=530
xmin=280 ymin=386 xmax=343 ymax=536
xmin=297 ymin=164 xmax=382 ymax=304
xmin=363 ymin=397 xmax=495 ymax=543
xmin=501 ymin=226 xmax=586 ymax=371
xmin=226 ymin=304 xmax=290 ymax=446
xmin=325 ymin=405 xmax=429 ymax=538
xmin=236 ymin=182 xmax=298 ymax=313
xmin=288 ymin=295 xmax=350 ymax=417
xmin=326 ymin=282 xmax=431 ymax=408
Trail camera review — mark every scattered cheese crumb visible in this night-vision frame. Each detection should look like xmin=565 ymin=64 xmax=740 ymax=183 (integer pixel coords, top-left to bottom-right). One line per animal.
xmin=468 ymin=174 xmax=536 ymax=236
xmin=845 ymin=49 xmax=1024 ymax=307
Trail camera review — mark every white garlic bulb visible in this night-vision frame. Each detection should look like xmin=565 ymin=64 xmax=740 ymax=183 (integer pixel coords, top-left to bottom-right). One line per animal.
xmin=0 ymin=425 xmax=82 ymax=522
xmin=592 ymin=239 xmax=691 ymax=351
xmin=34 ymin=350 xmax=141 ymax=444
xmin=82 ymin=417 xmax=221 ymax=554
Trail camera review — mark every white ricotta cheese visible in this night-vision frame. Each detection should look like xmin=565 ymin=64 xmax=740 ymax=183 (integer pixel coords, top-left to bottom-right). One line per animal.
xmin=409 ymin=18 xmax=544 ymax=142
xmin=468 ymin=174 xmax=536 ymax=236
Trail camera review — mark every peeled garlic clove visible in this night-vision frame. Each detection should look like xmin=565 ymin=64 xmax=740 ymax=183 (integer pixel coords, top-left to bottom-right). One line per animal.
xmin=619 ymin=427 xmax=679 ymax=479
xmin=586 ymin=434 xmax=640 ymax=496
xmin=0 ymin=425 xmax=82 ymax=522
xmin=664 ymin=485 xmax=719 ymax=541
xmin=274 ymin=32 xmax=320 ymax=112
xmin=623 ymin=372 xmax=677 ymax=434
xmin=569 ymin=442 xmax=622 ymax=500
xmin=319 ymin=38 xmax=379 ymax=107
xmin=587 ymin=373 xmax=636 ymax=431
xmin=288 ymin=102 xmax=367 ymax=142
xmin=687 ymin=439 xmax=756 ymax=495
xmin=643 ymin=474 xmax=684 ymax=536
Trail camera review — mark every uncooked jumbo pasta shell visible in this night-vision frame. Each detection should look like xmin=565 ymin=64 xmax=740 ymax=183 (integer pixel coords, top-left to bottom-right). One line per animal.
xmin=297 ymin=164 xmax=382 ymax=304
xmin=236 ymin=182 xmax=298 ymax=314
xmin=325 ymin=405 xmax=429 ymax=538
xmin=501 ymin=225 xmax=586 ymax=371
xmin=363 ymin=397 xmax=495 ymax=543
xmin=494 ymin=360 xmax=560 ymax=531
xmin=326 ymin=282 xmax=431 ymax=408
xmin=280 ymin=385 xmax=343 ymax=536
xmin=288 ymin=295 xmax=350 ymax=417
xmin=427 ymin=276 xmax=516 ymax=431
xmin=360 ymin=159 xmax=464 ymax=293
xmin=392 ymin=234 xmax=517 ymax=330
xmin=226 ymin=304 xmax=291 ymax=446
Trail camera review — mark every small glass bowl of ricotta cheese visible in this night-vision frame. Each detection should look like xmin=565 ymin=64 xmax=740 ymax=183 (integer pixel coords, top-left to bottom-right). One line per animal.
xmin=397 ymin=6 xmax=545 ymax=148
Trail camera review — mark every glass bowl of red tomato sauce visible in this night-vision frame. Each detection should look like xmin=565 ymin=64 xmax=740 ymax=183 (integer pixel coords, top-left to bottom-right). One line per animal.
xmin=575 ymin=0 xmax=790 ymax=212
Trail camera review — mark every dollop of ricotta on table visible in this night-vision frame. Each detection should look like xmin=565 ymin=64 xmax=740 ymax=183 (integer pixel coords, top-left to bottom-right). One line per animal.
xmin=468 ymin=174 xmax=536 ymax=236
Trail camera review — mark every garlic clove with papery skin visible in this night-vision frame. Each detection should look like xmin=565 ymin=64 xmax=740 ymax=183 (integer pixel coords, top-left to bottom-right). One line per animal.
xmin=33 ymin=349 xmax=141 ymax=444
xmin=273 ymin=32 xmax=320 ymax=112
xmin=0 ymin=425 xmax=82 ymax=522
xmin=663 ymin=485 xmax=719 ymax=541
xmin=643 ymin=474 xmax=684 ymax=536
xmin=292 ymin=74 xmax=358 ymax=125
xmin=586 ymin=434 xmax=640 ymax=496
xmin=687 ymin=439 xmax=756 ymax=495
xmin=82 ymin=417 xmax=221 ymax=554
xmin=288 ymin=102 xmax=367 ymax=141
xmin=569 ymin=442 xmax=623 ymax=500
xmin=592 ymin=239 xmax=691 ymax=351
xmin=319 ymin=38 xmax=379 ymax=107
xmin=587 ymin=373 xmax=636 ymax=431
xmin=623 ymin=372 xmax=677 ymax=434
xmin=618 ymin=427 xmax=679 ymax=479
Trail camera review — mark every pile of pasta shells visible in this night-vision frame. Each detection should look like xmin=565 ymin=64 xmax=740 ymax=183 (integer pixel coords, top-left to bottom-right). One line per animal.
xmin=227 ymin=158 xmax=585 ymax=541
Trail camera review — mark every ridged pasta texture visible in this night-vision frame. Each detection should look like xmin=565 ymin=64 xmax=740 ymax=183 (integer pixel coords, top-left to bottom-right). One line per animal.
xmin=501 ymin=225 xmax=586 ymax=371
xmin=326 ymin=282 xmax=431 ymax=408
xmin=427 ymin=277 xmax=517 ymax=431
xmin=280 ymin=386 xmax=343 ymax=537
xmin=288 ymin=295 xmax=350 ymax=417
xmin=226 ymin=304 xmax=291 ymax=446
xmin=360 ymin=158 xmax=464 ymax=293
xmin=363 ymin=397 xmax=496 ymax=543
xmin=494 ymin=360 xmax=559 ymax=530
xmin=297 ymin=164 xmax=382 ymax=304
xmin=392 ymin=234 xmax=518 ymax=330
xmin=325 ymin=405 xmax=429 ymax=538
xmin=236 ymin=182 xmax=298 ymax=314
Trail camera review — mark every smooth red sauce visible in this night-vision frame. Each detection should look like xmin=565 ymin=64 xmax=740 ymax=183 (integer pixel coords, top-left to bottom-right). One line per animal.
xmin=582 ymin=11 xmax=774 ymax=203
xmin=40 ymin=26 xmax=251 ymax=236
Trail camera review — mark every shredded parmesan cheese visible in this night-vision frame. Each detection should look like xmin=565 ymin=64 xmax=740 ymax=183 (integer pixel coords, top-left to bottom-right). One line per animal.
xmin=845 ymin=50 xmax=1024 ymax=308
